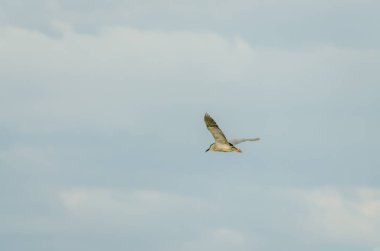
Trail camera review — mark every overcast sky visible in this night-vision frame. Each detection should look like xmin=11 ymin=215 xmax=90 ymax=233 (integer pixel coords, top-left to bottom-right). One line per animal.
xmin=1 ymin=1 xmax=380 ymax=250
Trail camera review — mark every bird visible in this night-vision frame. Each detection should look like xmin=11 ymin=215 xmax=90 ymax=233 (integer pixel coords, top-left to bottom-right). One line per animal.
xmin=204 ymin=113 xmax=260 ymax=153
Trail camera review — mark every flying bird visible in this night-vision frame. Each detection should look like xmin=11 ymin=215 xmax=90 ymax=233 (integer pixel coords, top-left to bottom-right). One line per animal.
xmin=204 ymin=113 xmax=260 ymax=153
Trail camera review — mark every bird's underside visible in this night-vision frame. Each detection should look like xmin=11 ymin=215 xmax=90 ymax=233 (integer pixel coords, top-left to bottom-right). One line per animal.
xmin=204 ymin=113 xmax=259 ymax=153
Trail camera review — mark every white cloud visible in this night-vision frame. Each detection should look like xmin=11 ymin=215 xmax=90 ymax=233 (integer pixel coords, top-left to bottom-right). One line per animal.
xmin=292 ymin=187 xmax=380 ymax=246
xmin=211 ymin=227 xmax=246 ymax=245
xmin=60 ymin=187 xmax=213 ymax=228
xmin=0 ymin=2 xmax=379 ymax=251
xmin=1 ymin=24 xmax=378 ymax=135
xmin=180 ymin=227 xmax=255 ymax=251
xmin=0 ymin=144 xmax=56 ymax=170
xmin=0 ymin=24 xmax=254 ymax=133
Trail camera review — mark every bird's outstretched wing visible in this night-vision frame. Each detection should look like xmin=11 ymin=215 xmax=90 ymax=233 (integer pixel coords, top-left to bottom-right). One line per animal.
xmin=204 ymin=113 xmax=228 ymax=144
xmin=229 ymin=138 xmax=260 ymax=145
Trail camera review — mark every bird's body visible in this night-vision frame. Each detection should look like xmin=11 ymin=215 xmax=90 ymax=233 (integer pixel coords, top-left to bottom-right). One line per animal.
xmin=208 ymin=142 xmax=240 ymax=152
xmin=204 ymin=113 xmax=259 ymax=153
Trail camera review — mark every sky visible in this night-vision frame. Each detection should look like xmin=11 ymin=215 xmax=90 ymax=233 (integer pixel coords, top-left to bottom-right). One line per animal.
xmin=0 ymin=0 xmax=380 ymax=250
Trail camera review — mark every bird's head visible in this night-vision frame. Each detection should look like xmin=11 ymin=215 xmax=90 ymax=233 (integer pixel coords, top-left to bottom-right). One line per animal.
xmin=205 ymin=143 xmax=214 ymax=152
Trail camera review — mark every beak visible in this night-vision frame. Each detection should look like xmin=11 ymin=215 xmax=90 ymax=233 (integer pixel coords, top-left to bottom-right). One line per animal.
xmin=235 ymin=148 xmax=242 ymax=153
xmin=205 ymin=148 xmax=210 ymax=152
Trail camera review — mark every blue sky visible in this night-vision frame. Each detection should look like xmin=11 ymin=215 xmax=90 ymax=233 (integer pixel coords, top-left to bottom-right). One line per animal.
xmin=1 ymin=1 xmax=380 ymax=250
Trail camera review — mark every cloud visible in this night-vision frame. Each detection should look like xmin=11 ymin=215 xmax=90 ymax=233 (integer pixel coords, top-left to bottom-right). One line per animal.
xmin=0 ymin=24 xmax=254 ymax=133
xmin=60 ymin=187 xmax=214 ymax=228
xmin=0 ymin=144 xmax=56 ymax=171
xmin=180 ymin=227 xmax=254 ymax=251
xmin=211 ymin=228 xmax=246 ymax=245
xmin=1 ymin=0 xmax=379 ymax=49
xmin=1 ymin=24 xmax=379 ymax=136
xmin=292 ymin=187 xmax=380 ymax=246
xmin=1 ymin=2 xmax=379 ymax=251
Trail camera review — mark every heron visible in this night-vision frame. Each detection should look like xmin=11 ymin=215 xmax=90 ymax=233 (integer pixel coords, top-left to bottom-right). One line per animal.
xmin=204 ymin=113 xmax=260 ymax=153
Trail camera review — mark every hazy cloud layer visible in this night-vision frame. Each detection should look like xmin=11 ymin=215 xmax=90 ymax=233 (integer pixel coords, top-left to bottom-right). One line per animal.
xmin=1 ymin=0 xmax=379 ymax=47
xmin=1 ymin=1 xmax=379 ymax=251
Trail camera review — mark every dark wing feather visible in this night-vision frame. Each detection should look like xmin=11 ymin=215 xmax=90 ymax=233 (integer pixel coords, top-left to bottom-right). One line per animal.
xmin=204 ymin=113 xmax=228 ymax=144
